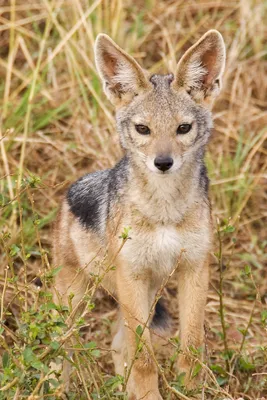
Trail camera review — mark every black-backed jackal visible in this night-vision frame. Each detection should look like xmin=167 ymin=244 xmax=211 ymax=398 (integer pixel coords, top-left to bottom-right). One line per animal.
xmin=53 ymin=30 xmax=226 ymax=399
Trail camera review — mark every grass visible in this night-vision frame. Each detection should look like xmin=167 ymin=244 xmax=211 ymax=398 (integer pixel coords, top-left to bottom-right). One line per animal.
xmin=0 ymin=0 xmax=266 ymax=399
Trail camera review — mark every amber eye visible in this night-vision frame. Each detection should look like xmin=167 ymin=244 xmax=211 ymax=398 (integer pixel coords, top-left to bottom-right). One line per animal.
xmin=135 ymin=124 xmax=150 ymax=135
xmin=177 ymin=124 xmax=192 ymax=134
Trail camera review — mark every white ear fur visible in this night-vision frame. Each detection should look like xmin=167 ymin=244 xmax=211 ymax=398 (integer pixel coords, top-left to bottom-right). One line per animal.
xmin=173 ymin=30 xmax=226 ymax=105
xmin=95 ymin=34 xmax=150 ymax=104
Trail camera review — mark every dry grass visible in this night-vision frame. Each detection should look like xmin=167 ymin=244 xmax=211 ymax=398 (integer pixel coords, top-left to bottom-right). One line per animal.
xmin=0 ymin=0 xmax=266 ymax=399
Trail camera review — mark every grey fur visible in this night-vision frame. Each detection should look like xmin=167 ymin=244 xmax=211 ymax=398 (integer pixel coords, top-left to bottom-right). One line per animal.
xmin=149 ymin=73 xmax=174 ymax=87
xmin=67 ymin=157 xmax=129 ymax=237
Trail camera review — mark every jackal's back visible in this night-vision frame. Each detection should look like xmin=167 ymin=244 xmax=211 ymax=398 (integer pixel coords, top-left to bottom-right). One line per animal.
xmin=67 ymin=156 xmax=129 ymax=237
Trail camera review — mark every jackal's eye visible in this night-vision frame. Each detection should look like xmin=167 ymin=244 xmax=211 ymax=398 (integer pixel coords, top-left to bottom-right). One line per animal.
xmin=135 ymin=124 xmax=150 ymax=135
xmin=177 ymin=124 xmax=192 ymax=134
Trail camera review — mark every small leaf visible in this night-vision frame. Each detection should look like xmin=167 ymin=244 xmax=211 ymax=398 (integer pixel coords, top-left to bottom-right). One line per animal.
xmin=244 ymin=265 xmax=251 ymax=275
xmin=50 ymin=341 xmax=60 ymax=350
xmin=238 ymin=356 xmax=255 ymax=371
xmin=49 ymin=378 xmax=60 ymax=388
xmin=50 ymin=266 xmax=63 ymax=277
xmin=104 ymin=375 xmax=124 ymax=390
xmin=135 ymin=325 xmax=143 ymax=347
xmin=261 ymin=310 xmax=267 ymax=326
xmin=85 ymin=341 xmax=97 ymax=349
xmin=23 ymin=347 xmax=35 ymax=363
xmin=216 ymin=376 xmax=228 ymax=386
xmin=40 ymin=302 xmax=57 ymax=312
xmin=136 ymin=325 xmax=143 ymax=337
xmin=31 ymin=360 xmax=44 ymax=370
xmin=2 ymin=352 xmax=9 ymax=368
xmin=91 ymin=349 xmax=100 ymax=358
xmin=171 ymin=372 xmax=186 ymax=390
xmin=237 ymin=327 xmax=247 ymax=336
xmin=119 ymin=226 xmax=132 ymax=240
xmin=188 ymin=345 xmax=202 ymax=356
xmin=0 ymin=193 xmax=5 ymax=206
xmin=222 ymin=225 xmax=235 ymax=233
xmin=9 ymin=244 xmax=20 ymax=257
xmin=192 ymin=362 xmax=202 ymax=377
xmin=27 ymin=173 xmax=41 ymax=188
xmin=210 ymin=364 xmax=227 ymax=375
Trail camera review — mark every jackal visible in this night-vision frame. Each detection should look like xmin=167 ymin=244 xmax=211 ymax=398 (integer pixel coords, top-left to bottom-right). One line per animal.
xmin=53 ymin=30 xmax=225 ymax=399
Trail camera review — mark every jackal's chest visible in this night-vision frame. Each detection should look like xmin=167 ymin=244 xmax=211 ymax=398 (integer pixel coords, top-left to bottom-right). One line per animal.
xmin=120 ymin=224 xmax=210 ymax=279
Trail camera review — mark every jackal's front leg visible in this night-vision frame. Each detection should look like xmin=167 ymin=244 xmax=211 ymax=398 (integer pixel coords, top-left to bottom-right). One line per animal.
xmin=177 ymin=260 xmax=209 ymax=389
xmin=116 ymin=264 xmax=162 ymax=400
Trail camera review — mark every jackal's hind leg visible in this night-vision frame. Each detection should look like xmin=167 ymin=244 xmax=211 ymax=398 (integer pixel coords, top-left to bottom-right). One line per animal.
xmin=52 ymin=267 xmax=89 ymax=391
xmin=177 ymin=261 xmax=209 ymax=390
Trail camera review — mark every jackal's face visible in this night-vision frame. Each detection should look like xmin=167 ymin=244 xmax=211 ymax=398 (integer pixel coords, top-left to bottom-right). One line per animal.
xmin=95 ymin=31 xmax=225 ymax=175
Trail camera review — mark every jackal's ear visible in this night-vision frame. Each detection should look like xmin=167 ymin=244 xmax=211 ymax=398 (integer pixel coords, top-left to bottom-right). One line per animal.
xmin=173 ymin=30 xmax=225 ymax=107
xmin=95 ymin=34 xmax=151 ymax=105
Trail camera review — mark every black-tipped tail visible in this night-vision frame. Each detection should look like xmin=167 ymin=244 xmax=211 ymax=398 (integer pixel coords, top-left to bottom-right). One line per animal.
xmin=150 ymin=298 xmax=170 ymax=331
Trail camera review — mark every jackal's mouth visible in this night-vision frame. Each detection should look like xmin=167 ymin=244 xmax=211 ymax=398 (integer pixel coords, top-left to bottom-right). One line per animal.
xmin=154 ymin=169 xmax=173 ymax=175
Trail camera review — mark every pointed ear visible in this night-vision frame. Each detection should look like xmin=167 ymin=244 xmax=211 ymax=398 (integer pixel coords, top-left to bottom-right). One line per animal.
xmin=173 ymin=30 xmax=226 ymax=107
xmin=95 ymin=34 xmax=151 ymax=105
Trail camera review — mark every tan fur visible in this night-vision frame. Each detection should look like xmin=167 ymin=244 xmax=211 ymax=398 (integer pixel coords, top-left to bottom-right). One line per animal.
xmin=53 ymin=30 xmax=225 ymax=399
xmin=174 ymin=30 xmax=225 ymax=107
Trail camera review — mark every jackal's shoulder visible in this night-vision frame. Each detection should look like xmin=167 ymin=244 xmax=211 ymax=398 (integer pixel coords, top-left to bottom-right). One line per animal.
xmin=67 ymin=156 xmax=129 ymax=233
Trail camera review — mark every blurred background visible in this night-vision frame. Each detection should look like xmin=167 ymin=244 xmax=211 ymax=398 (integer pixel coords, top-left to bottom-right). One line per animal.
xmin=0 ymin=0 xmax=266 ymax=398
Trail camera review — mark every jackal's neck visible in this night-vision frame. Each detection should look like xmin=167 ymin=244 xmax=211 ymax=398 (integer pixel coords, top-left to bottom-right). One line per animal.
xmin=124 ymin=155 xmax=207 ymax=224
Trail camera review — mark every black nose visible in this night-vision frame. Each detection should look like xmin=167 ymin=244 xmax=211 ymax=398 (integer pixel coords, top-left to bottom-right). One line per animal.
xmin=154 ymin=156 xmax=173 ymax=172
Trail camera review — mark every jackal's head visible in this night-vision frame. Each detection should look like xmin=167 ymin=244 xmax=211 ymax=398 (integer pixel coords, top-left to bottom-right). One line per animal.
xmin=95 ymin=31 xmax=225 ymax=174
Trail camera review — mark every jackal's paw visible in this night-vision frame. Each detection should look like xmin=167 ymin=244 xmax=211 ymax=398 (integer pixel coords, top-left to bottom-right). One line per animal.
xmin=128 ymin=389 xmax=163 ymax=400
xmin=178 ymin=354 xmax=202 ymax=391
xmin=127 ymin=375 xmax=162 ymax=400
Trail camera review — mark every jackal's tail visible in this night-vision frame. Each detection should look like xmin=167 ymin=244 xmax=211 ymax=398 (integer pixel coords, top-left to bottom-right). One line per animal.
xmin=150 ymin=298 xmax=171 ymax=332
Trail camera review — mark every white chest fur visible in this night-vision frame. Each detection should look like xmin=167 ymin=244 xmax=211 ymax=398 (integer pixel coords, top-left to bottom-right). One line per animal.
xmin=120 ymin=222 xmax=211 ymax=281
